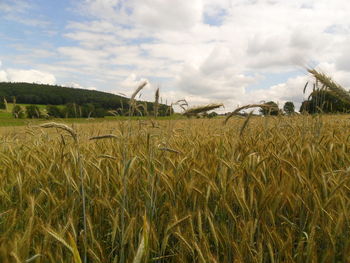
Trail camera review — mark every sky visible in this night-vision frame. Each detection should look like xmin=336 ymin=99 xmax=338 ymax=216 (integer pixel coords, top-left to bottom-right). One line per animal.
xmin=0 ymin=0 xmax=350 ymax=112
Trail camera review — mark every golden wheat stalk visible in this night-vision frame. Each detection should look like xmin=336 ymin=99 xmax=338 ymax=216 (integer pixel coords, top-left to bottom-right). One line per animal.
xmin=98 ymin=154 xmax=117 ymax=160
xmin=158 ymin=146 xmax=181 ymax=154
xmin=40 ymin=122 xmax=77 ymax=141
xmin=154 ymin=88 xmax=159 ymax=118
xmin=129 ymin=81 xmax=147 ymax=116
xmin=4 ymin=97 xmax=8 ymax=112
xmin=171 ymin=99 xmax=188 ymax=112
xmin=239 ymin=111 xmax=254 ymax=136
xmin=308 ymin=68 xmax=350 ymax=104
xmin=182 ymin=103 xmax=223 ymax=116
xmin=130 ymin=81 xmax=147 ymax=102
xmin=89 ymin=134 xmax=119 ymax=140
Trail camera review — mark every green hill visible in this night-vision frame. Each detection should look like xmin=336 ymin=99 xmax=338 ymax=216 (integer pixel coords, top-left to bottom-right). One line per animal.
xmin=0 ymin=82 xmax=170 ymax=116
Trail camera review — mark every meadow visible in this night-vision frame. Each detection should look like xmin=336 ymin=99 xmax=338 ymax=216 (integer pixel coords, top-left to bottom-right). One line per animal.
xmin=1 ymin=114 xmax=350 ymax=262
xmin=0 ymin=105 xmax=182 ymax=127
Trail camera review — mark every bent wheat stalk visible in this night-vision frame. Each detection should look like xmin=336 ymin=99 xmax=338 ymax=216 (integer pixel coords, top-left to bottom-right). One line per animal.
xmin=129 ymin=81 xmax=147 ymax=116
xmin=89 ymin=134 xmax=119 ymax=140
xmin=224 ymin=103 xmax=273 ymax=124
xmin=308 ymin=68 xmax=350 ymax=104
xmin=40 ymin=122 xmax=77 ymax=142
xmin=183 ymin=103 xmax=223 ymax=116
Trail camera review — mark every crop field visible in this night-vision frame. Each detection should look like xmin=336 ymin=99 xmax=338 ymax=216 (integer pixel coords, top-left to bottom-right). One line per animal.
xmin=1 ymin=115 xmax=350 ymax=262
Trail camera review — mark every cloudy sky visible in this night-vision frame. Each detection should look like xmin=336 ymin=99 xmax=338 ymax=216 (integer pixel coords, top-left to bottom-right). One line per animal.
xmin=0 ymin=0 xmax=350 ymax=112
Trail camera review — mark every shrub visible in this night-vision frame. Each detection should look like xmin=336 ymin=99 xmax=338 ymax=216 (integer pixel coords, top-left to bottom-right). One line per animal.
xmin=26 ymin=105 xmax=41 ymax=118
xmin=207 ymin=112 xmax=218 ymax=118
xmin=46 ymin=105 xmax=63 ymax=118
xmin=0 ymin=98 xmax=6 ymax=110
xmin=12 ymin=105 xmax=25 ymax=118
xmin=283 ymin=101 xmax=295 ymax=115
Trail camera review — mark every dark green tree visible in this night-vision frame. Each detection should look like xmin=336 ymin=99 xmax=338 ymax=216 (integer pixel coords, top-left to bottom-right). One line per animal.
xmin=0 ymin=98 xmax=5 ymax=109
xmin=81 ymin=103 xmax=95 ymax=118
xmin=283 ymin=101 xmax=295 ymax=115
xmin=94 ymin=107 xmax=107 ymax=118
xmin=299 ymin=101 xmax=310 ymax=114
xmin=207 ymin=111 xmax=218 ymax=118
xmin=62 ymin=103 xmax=78 ymax=118
xmin=26 ymin=105 xmax=41 ymax=118
xmin=46 ymin=105 xmax=62 ymax=118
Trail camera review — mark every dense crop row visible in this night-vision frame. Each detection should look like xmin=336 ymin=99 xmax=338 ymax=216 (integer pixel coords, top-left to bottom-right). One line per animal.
xmin=1 ymin=116 xmax=350 ymax=262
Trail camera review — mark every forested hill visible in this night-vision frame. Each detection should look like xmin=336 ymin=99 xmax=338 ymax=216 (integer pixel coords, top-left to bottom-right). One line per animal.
xmin=0 ymin=82 xmax=130 ymax=106
xmin=0 ymin=82 xmax=170 ymax=115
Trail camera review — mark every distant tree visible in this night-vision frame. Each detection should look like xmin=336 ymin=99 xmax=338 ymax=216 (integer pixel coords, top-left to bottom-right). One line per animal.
xmin=299 ymin=101 xmax=310 ymax=114
xmin=26 ymin=105 xmax=41 ymax=118
xmin=46 ymin=105 xmax=62 ymax=118
xmin=12 ymin=105 xmax=25 ymax=118
xmin=81 ymin=103 xmax=95 ymax=118
xmin=0 ymin=98 xmax=5 ymax=109
xmin=63 ymin=103 xmax=78 ymax=118
xmin=283 ymin=101 xmax=295 ymax=115
xmin=259 ymin=101 xmax=280 ymax=116
xmin=207 ymin=111 xmax=218 ymax=118
xmin=94 ymin=108 xmax=106 ymax=118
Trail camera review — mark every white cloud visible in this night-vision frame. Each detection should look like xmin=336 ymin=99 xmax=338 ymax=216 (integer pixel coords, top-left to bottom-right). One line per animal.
xmin=0 ymin=60 xmax=8 ymax=82
xmin=67 ymin=82 xmax=97 ymax=90
xmin=175 ymin=62 xmax=254 ymax=100
xmin=68 ymin=82 xmax=84 ymax=89
xmin=63 ymin=0 xmax=350 ymax=106
xmin=315 ymin=62 xmax=350 ymax=89
xmin=80 ymin=0 xmax=203 ymax=31
xmin=0 ymin=61 xmax=56 ymax=84
xmin=3 ymin=0 xmax=350 ymax=110
xmin=120 ymin=73 xmax=152 ymax=98
xmin=58 ymin=47 xmax=109 ymax=67
xmin=0 ymin=0 xmax=50 ymax=27
xmin=0 ymin=0 xmax=31 ymax=14
xmin=132 ymin=0 xmax=203 ymax=30
xmin=0 ymin=71 xmax=8 ymax=82
xmin=243 ymin=75 xmax=310 ymax=110
xmin=5 ymin=69 xmax=56 ymax=84
xmin=335 ymin=38 xmax=350 ymax=73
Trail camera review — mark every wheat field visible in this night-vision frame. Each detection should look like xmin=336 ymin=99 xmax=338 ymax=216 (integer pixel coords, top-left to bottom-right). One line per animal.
xmin=1 ymin=115 xmax=350 ymax=262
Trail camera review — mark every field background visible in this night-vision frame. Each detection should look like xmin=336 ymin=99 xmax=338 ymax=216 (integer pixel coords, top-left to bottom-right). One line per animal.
xmin=0 ymin=104 xmax=53 ymax=126
xmin=0 ymin=104 xmax=183 ymax=127
xmin=1 ymin=115 xmax=350 ymax=262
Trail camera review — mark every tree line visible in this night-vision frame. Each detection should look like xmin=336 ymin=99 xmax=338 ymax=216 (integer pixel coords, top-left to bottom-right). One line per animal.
xmin=0 ymin=82 xmax=172 ymax=118
xmin=10 ymin=103 xmax=109 ymax=119
xmin=254 ymin=95 xmax=350 ymax=116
